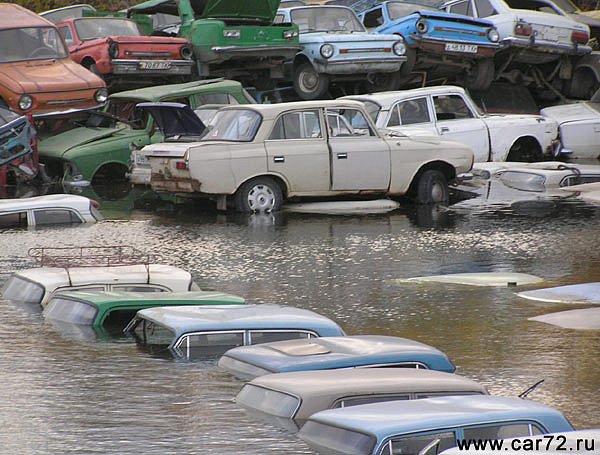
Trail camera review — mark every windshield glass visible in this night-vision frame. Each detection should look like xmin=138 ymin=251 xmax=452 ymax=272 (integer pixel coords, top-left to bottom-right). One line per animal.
xmin=291 ymin=7 xmax=365 ymax=33
xmin=74 ymin=18 xmax=141 ymax=40
xmin=236 ymin=384 xmax=300 ymax=418
xmin=387 ymin=2 xmax=436 ymax=19
xmin=0 ymin=27 xmax=68 ymax=63
xmin=361 ymin=100 xmax=382 ymax=123
xmin=43 ymin=297 xmax=97 ymax=325
xmin=202 ymin=109 xmax=262 ymax=142
xmin=1 ymin=276 xmax=45 ymax=304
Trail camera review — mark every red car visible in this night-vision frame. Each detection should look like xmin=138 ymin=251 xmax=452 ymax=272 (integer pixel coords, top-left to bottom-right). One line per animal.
xmin=56 ymin=17 xmax=194 ymax=88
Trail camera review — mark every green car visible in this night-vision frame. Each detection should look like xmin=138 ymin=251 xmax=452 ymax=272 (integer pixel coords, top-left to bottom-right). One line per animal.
xmin=42 ymin=290 xmax=246 ymax=336
xmin=38 ymin=79 xmax=255 ymax=184
xmin=127 ymin=0 xmax=301 ymax=86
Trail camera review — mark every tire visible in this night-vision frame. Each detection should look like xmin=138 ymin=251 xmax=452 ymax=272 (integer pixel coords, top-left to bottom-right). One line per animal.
xmin=293 ymin=62 xmax=330 ymax=100
xmin=465 ymin=58 xmax=495 ymax=91
xmin=415 ymin=170 xmax=449 ymax=204
xmin=367 ymin=71 xmax=401 ymax=93
xmin=506 ymin=138 xmax=543 ymax=163
xmin=235 ymin=177 xmax=283 ymax=213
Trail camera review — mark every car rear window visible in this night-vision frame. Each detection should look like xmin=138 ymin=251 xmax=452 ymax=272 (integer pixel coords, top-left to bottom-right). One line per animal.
xmin=43 ymin=297 xmax=97 ymax=325
xmin=1 ymin=275 xmax=45 ymax=304
xmin=300 ymin=420 xmax=376 ymax=454
xmin=236 ymin=384 xmax=300 ymax=418
xmin=218 ymin=355 xmax=272 ymax=379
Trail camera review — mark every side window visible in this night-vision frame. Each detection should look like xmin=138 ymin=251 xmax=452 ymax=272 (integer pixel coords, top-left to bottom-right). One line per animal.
xmin=176 ymin=332 xmax=245 ymax=359
xmin=474 ymin=0 xmax=497 ymax=16
xmin=448 ymin=0 xmax=474 ymax=16
xmin=0 ymin=211 xmax=28 ymax=228
xmin=433 ymin=95 xmax=474 ymax=121
xmin=396 ymin=98 xmax=431 ymax=125
xmin=59 ymin=26 xmax=73 ymax=45
xmin=33 ymin=209 xmax=82 ymax=225
xmin=249 ymin=330 xmax=311 ymax=345
xmin=463 ymin=423 xmax=537 ymax=440
xmin=382 ymin=431 xmax=456 ymax=455
xmin=387 ymin=106 xmax=401 ymax=127
xmin=269 ymin=110 xmax=322 ymax=140
xmin=274 ymin=13 xmax=285 ymax=24
xmin=327 ymin=109 xmax=374 ymax=137
xmin=363 ymin=8 xmax=384 ymax=28
xmin=194 ymin=93 xmax=240 ymax=105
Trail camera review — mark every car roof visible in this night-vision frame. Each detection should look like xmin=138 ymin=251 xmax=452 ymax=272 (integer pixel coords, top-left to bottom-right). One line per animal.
xmin=135 ymin=304 xmax=344 ymax=337
xmin=221 ymin=335 xmax=455 ymax=372
xmin=109 ymin=79 xmax=245 ymax=103
xmin=0 ymin=194 xmax=92 ymax=213
xmin=342 ymin=85 xmax=468 ymax=108
xmin=0 ymin=4 xmax=55 ymax=28
xmin=303 ymin=395 xmax=572 ymax=437
xmin=219 ymin=99 xmax=367 ymax=120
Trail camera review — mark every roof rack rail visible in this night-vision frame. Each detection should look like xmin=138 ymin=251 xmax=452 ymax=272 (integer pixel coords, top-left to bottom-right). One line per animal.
xmin=28 ymin=246 xmax=161 ymax=268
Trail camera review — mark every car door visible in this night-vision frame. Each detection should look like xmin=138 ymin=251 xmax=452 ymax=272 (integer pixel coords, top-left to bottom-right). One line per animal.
xmin=326 ymin=107 xmax=390 ymax=191
xmin=264 ymin=109 xmax=330 ymax=193
xmin=432 ymin=94 xmax=490 ymax=162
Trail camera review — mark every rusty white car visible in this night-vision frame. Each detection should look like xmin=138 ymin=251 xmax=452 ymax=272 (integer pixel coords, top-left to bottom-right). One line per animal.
xmin=146 ymin=100 xmax=474 ymax=211
xmin=344 ymin=85 xmax=558 ymax=162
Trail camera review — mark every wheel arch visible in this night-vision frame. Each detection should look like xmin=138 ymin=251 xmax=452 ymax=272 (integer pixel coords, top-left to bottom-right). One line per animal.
xmin=506 ymin=135 xmax=543 ymax=162
xmin=293 ymin=53 xmax=311 ymax=70
xmin=91 ymin=160 xmax=130 ymax=182
xmin=234 ymin=173 xmax=289 ymax=199
xmin=81 ymin=56 xmax=96 ymax=69
xmin=408 ymin=160 xmax=455 ymax=195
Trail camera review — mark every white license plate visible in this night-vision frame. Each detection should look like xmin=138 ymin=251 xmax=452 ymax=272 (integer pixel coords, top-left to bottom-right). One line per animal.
xmin=138 ymin=61 xmax=172 ymax=70
xmin=445 ymin=43 xmax=478 ymax=53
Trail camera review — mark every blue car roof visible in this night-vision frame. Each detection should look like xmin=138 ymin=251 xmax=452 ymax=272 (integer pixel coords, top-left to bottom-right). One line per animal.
xmin=135 ymin=304 xmax=345 ymax=338
xmin=302 ymin=395 xmax=573 ymax=439
xmin=220 ymin=335 xmax=455 ymax=373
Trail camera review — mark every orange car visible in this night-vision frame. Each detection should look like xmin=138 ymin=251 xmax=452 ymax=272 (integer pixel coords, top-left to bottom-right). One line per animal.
xmin=0 ymin=3 xmax=108 ymax=118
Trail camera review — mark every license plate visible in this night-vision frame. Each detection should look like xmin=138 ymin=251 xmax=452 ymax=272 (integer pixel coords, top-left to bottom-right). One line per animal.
xmin=138 ymin=61 xmax=172 ymax=70
xmin=445 ymin=43 xmax=478 ymax=53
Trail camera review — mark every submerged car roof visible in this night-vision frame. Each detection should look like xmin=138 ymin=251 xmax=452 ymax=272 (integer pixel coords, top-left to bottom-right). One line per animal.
xmin=220 ymin=335 xmax=455 ymax=373
xmin=134 ymin=304 xmax=345 ymax=337
xmin=0 ymin=194 xmax=93 ymax=213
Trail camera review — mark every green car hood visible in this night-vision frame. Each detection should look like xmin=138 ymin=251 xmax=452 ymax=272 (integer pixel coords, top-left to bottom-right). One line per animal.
xmin=128 ymin=0 xmax=281 ymax=22
xmin=38 ymin=127 xmax=128 ymax=158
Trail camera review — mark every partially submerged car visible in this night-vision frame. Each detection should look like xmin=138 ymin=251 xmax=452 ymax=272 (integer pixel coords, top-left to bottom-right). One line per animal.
xmin=147 ymin=99 xmax=474 ymax=211
xmin=396 ymin=271 xmax=544 ymax=286
xmin=343 ymin=86 xmax=558 ymax=162
xmin=55 ymin=17 xmax=194 ymax=88
xmin=517 ymin=282 xmax=600 ymax=304
xmin=124 ymin=304 xmax=345 ymax=359
xmin=42 ymin=290 xmax=245 ymax=334
xmin=236 ymin=369 xmax=488 ymax=431
xmin=275 ymin=5 xmax=407 ymax=99
xmin=0 ymin=194 xmax=102 ymax=229
xmin=217 ymin=335 xmax=456 ymax=381
xmin=529 ymin=307 xmax=600 ymax=329
xmin=299 ymin=395 xmax=574 ymax=455
xmin=0 ymin=4 xmax=107 ymax=118
xmin=540 ymin=92 xmax=600 ymax=160
xmin=357 ymin=1 xmax=500 ymax=90
xmin=37 ymin=79 xmax=254 ymax=184
xmin=0 ymin=107 xmax=38 ymax=185
xmin=127 ymin=0 xmax=302 ymax=86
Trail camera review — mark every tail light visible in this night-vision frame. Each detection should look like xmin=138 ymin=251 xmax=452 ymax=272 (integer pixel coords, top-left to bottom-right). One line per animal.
xmin=90 ymin=199 xmax=101 ymax=209
xmin=571 ymin=30 xmax=589 ymax=44
xmin=175 ymin=161 xmax=188 ymax=170
xmin=515 ymin=21 xmax=532 ymax=37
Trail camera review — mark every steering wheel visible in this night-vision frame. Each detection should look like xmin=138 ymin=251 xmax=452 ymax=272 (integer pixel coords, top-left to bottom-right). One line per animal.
xmin=30 ymin=46 xmax=55 ymax=58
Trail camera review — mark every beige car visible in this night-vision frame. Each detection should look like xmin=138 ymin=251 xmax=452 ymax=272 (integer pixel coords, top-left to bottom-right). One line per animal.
xmin=146 ymin=100 xmax=474 ymax=212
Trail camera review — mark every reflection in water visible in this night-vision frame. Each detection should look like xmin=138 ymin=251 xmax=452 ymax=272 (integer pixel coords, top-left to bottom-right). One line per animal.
xmin=0 ymin=180 xmax=599 ymax=453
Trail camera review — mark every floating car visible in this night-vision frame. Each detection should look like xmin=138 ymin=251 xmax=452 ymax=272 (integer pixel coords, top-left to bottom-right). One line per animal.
xmin=0 ymin=194 xmax=102 ymax=229
xmin=218 ymin=335 xmax=456 ymax=381
xmin=124 ymin=304 xmax=345 ymax=359
xmin=275 ymin=5 xmax=407 ymax=99
xmin=357 ymin=0 xmax=500 ymax=90
xmin=0 ymin=106 xmax=38 ymax=185
xmin=147 ymin=99 xmax=474 ymax=211
xmin=236 ymin=369 xmax=488 ymax=432
xmin=299 ymin=395 xmax=574 ymax=455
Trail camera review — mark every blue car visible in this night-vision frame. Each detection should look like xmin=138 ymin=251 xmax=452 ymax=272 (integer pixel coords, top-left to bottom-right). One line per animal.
xmin=218 ymin=335 xmax=455 ymax=380
xmin=299 ymin=395 xmax=574 ymax=455
xmin=357 ymin=1 xmax=500 ymax=90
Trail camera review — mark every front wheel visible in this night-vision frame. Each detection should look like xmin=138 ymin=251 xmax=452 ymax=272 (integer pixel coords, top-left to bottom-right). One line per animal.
xmin=293 ymin=62 xmax=330 ymax=100
xmin=415 ymin=170 xmax=449 ymax=204
xmin=464 ymin=58 xmax=495 ymax=92
xmin=235 ymin=177 xmax=283 ymax=213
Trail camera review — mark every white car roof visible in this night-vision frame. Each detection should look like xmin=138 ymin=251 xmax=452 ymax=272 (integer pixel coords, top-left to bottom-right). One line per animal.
xmin=0 ymin=194 xmax=93 ymax=213
xmin=219 ymin=99 xmax=367 ymax=120
xmin=342 ymin=85 xmax=469 ymax=109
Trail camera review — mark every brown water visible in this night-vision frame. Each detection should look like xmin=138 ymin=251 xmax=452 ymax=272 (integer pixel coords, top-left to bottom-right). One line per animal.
xmin=0 ymin=183 xmax=599 ymax=454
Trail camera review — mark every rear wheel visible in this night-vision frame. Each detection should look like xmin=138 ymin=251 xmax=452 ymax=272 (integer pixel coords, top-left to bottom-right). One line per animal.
xmin=465 ymin=58 xmax=495 ymax=91
xmin=294 ymin=62 xmax=329 ymax=100
xmin=415 ymin=170 xmax=449 ymax=204
xmin=367 ymin=71 xmax=401 ymax=93
xmin=235 ymin=177 xmax=283 ymax=213
xmin=506 ymin=138 xmax=543 ymax=162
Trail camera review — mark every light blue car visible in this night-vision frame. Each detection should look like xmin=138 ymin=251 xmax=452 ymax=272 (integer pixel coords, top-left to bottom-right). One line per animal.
xmin=357 ymin=1 xmax=500 ymax=90
xmin=299 ymin=395 xmax=574 ymax=455
xmin=276 ymin=5 xmax=407 ymax=99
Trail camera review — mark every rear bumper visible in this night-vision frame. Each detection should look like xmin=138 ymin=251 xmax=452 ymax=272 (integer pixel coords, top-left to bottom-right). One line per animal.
xmin=111 ymin=59 xmax=193 ymax=75
xmin=502 ymin=36 xmax=591 ymax=55
xmin=151 ymin=172 xmax=201 ymax=193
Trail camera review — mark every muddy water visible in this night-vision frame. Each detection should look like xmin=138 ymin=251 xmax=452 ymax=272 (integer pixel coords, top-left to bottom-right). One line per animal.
xmin=0 ymin=183 xmax=599 ymax=454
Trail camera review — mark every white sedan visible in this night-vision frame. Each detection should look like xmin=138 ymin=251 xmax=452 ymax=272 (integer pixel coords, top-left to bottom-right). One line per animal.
xmin=343 ymin=85 xmax=558 ymax=162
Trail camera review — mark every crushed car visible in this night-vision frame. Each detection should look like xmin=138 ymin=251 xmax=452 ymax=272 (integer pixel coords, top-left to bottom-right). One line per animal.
xmin=0 ymin=107 xmax=38 ymax=186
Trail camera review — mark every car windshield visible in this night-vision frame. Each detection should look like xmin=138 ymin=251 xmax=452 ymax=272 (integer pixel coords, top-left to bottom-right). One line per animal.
xmin=0 ymin=27 xmax=68 ymax=63
xmin=361 ymin=100 xmax=382 ymax=123
xmin=291 ymin=7 xmax=365 ymax=33
xmin=74 ymin=18 xmax=141 ymax=40
xmin=387 ymin=2 xmax=437 ymax=19
xmin=202 ymin=109 xmax=262 ymax=142
xmin=96 ymin=98 xmax=149 ymax=130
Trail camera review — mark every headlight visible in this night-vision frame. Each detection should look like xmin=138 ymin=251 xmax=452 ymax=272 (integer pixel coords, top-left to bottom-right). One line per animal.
xmin=392 ymin=40 xmax=406 ymax=56
xmin=320 ymin=44 xmax=334 ymax=59
xmin=109 ymin=42 xmax=119 ymax=58
xmin=18 ymin=95 xmax=33 ymax=111
xmin=416 ymin=19 xmax=428 ymax=34
xmin=488 ymin=28 xmax=500 ymax=43
xmin=95 ymin=88 xmax=108 ymax=103
xmin=223 ymin=30 xmax=241 ymax=38
xmin=283 ymin=29 xmax=299 ymax=39
xmin=180 ymin=45 xmax=193 ymax=60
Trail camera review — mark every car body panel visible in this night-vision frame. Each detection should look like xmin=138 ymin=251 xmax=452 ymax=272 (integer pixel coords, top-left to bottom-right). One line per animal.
xmin=0 ymin=107 xmax=38 ymax=183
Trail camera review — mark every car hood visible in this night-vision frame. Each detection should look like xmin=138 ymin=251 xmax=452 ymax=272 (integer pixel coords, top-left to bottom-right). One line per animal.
xmin=38 ymin=126 xmax=126 ymax=158
xmin=540 ymin=102 xmax=600 ymax=124
xmin=136 ymin=102 xmax=207 ymax=138
xmin=413 ymin=10 xmax=493 ymax=28
xmin=128 ymin=0 xmax=280 ymax=22
xmin=0 ymin=59 xmax=104 ymax=95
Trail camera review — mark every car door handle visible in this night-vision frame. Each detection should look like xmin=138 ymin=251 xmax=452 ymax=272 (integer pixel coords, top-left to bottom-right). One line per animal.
xmin=273 ymin=156 xmax=285 ymax=163
xmin=337 ymin=153 xmax=347 ymax=159
xmin=440 ymin=127 xmax=449 ymax=133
